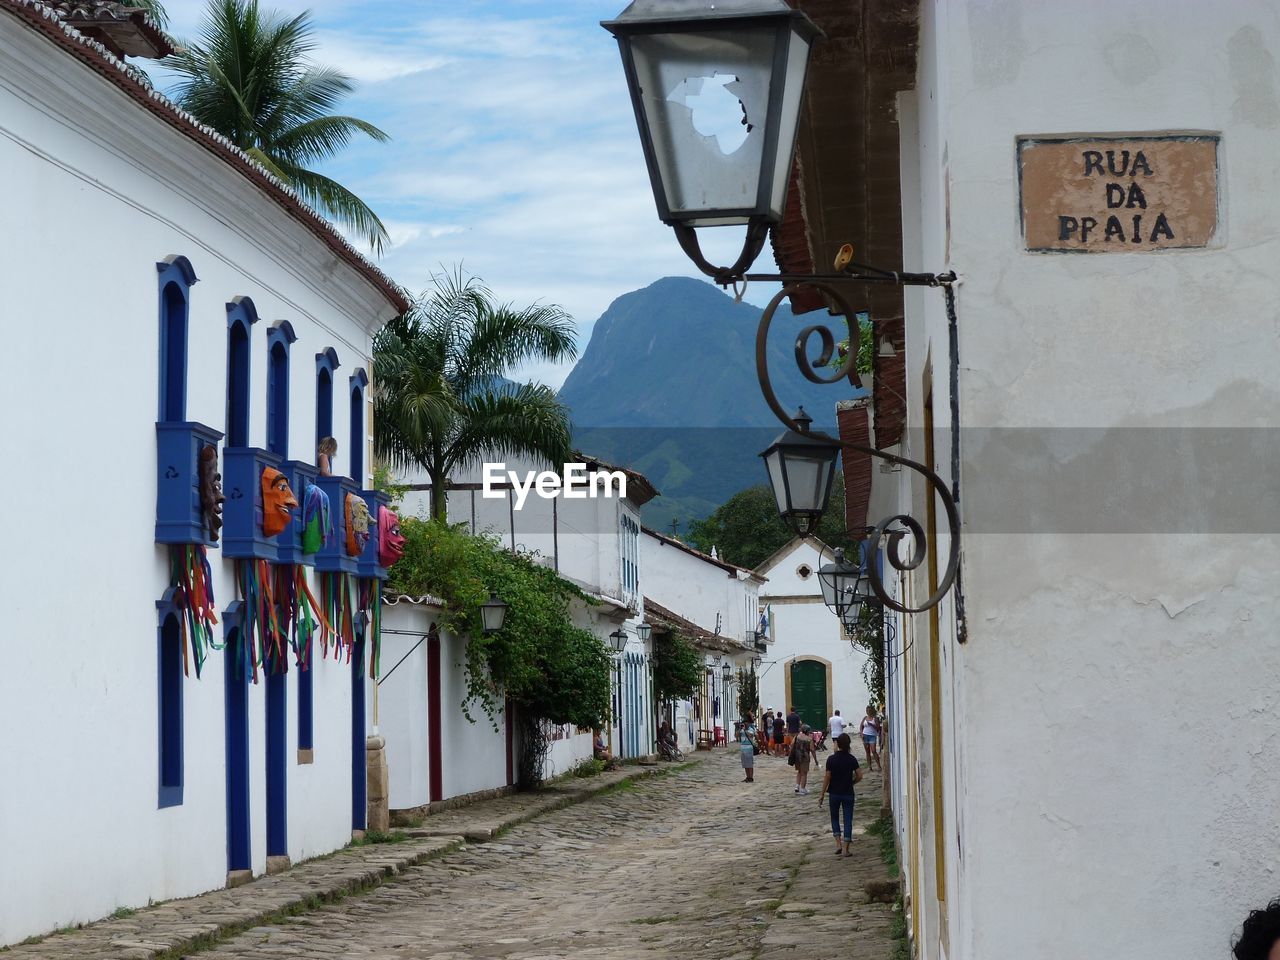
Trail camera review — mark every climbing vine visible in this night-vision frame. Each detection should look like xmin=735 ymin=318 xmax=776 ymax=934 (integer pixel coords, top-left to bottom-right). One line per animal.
xmin=387 ymin=519 xmax=612 ymax=782
xmin=849 ymin=603 xmax=886 ymax=707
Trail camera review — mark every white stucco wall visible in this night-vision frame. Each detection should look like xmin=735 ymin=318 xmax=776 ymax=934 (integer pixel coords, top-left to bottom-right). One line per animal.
xmin=0 ymin=21 xmax=397 ymax=946
xmin=641 ymin=530 xmax=762 ymax=645
xmin=887 ymin=3 xmax=1280 ymax=958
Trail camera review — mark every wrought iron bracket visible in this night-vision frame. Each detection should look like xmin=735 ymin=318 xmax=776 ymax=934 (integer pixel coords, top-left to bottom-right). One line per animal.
xmin=752 ymin=273 xmax=961 ymax=618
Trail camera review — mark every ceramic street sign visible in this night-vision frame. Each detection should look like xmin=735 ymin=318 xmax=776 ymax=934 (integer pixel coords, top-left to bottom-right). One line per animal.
xmin=1019 ymin=135 xmax=1220 ymax=252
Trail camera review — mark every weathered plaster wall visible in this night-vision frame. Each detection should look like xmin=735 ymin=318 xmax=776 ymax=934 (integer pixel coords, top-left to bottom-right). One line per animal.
xmin=899 ymin=1 xmax=1280 ymax=957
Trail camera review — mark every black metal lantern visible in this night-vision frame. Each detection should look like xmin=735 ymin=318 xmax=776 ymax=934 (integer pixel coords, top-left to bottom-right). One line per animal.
xmin=816 ymin=547 xmax=860 ymax=615
xmin=603 ymin=0 xmax=822 ymax=279
xmin=722 ymin=660 xmax=733 ymax=680
xmin=480 ymin=592 xmax=508 ymax=634
xmin=750 ymin=655 xmax=762 ymax=670
xmin=608 ymin=628 xmax=629 ymax=654
xmin=760 ymin=407 xmax=839 ymax=537
xmin=636 ymin=621 xmax=653 ymax=642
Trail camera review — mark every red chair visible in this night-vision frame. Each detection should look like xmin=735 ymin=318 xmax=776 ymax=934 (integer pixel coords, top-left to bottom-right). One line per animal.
xmin=713 ymin=725 xmax=726 ymax=746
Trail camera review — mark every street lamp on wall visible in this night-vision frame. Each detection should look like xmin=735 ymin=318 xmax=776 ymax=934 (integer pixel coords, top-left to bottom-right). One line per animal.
xmin=636 ymin=621 xmax=653 ymax=642
xmin=759 ymin=407 xmax=840 ymax=537
xmin=480 ymin=592 xmax=508 ymax=634
xmin=608 ymin=628 xmax=629 ymax=654
xmin=602 ymin=0 xmax=821 ymax=282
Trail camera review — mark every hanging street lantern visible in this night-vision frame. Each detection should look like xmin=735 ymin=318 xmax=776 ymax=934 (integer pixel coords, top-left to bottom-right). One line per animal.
xmin=721 ymin=660 xmax=733 ymax=681
xmin=480 ymin=592 xmax=508 ymax=634
xmin=817 ymin=547 xmax=860 ymax=616
xmin=760 ymin=407 xmax=840 ymax=537
xmin=636 ymin=621 xmax=653 ymax=642
xmin=609 ymin=628 xmax=629 ymax=654
xmin=602 ymin=0 xmax=822 ymax=280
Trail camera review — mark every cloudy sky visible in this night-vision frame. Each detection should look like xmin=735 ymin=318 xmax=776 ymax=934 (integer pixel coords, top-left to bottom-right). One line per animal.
xmin=152 ymin=0 xmax=780 ymax=387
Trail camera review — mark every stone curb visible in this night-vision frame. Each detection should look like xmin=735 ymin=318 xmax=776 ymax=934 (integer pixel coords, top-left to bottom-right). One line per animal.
xmin=2 ymin=753 xmax=709 ymax=959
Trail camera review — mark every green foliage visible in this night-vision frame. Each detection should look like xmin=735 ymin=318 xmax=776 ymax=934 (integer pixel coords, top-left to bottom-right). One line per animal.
xmin=651 ymin=630 xmax=702 ymax=704
xmin=866 ymin=814 xmax=899 ymax=878
xmin=165 ymin=0 xmax=390 ymax=251
xmin=736 ymin=665 xmax=759 ymax=719
xmin=570 ymin=757 xmax=606 ymax=778
xmin=373 ymin=268 xmax=577 ymax=519
xmin=850 ymin=603 xmax=886 ymax=706
xmin=371 ymin=462 xmax=407 ymax=506
xmin=686 ymin=475 xmax=860 ymax=570
xmin=387 ymin=518 xmax=610 ymax=731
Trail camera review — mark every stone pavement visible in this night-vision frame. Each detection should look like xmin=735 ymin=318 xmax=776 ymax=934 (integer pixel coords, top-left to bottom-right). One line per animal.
xmin=2 ymin=759 xmax=695 ymax=960
xmin=195 ymin=749 xmax=897 ymax=959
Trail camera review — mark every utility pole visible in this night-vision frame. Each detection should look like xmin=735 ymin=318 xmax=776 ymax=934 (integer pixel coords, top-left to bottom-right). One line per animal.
xmin=668 ymin=518 xmax=679 ymax=537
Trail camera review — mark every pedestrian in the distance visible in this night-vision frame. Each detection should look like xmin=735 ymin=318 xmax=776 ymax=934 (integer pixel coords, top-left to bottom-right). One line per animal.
xmin=785 ymin=705 xmax=801 ymax=753
xmin=859 ymin=706 xmax=882 ymax=771
xmin=1233 ymin=898 xmax=1280 ymax=959
xmin=739 ymin=712 xmax=757 ymax=783
xmin=818 ymin=732 xmax=863 ymax=857
xmin=828 ymin=709 xmax=845 ymax=741
xmin=772 ymin=711 xmax=786 ymax=757
xmin=791 ymin=724 xmax=816 ymax=795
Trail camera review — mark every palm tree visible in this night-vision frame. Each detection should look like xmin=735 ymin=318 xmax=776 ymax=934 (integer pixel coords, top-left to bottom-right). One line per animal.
xmin=132 ymin=0 xmax=169 ymax=28
xmin=374 ymin=270 xmax=579 ymax=520
xmin=165 ymin=0 xmax=390 ymax=252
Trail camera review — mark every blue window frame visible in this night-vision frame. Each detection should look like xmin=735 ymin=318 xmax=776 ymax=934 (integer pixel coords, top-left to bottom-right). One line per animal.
xmin=349 ymin=369 xmax=368 ymax=483
xmin=266 ymin=322 xmax=296 ymax=457
xmin=225 ymin=297 xmax=259 ymax=448
xmin=316 ymin=348 xmax=339 ymax=446
xmin=156 ymin=255 xmax=198 ymax=423
xmin=157 ymin=588 xmax=184 ymax=808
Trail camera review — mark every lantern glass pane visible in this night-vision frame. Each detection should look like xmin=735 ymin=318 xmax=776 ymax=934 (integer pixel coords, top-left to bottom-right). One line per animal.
xmin=766 ymin=28 xmax=813 ymax=218
xmin=630 ymin=26 xmax=777 ymax=224
xmin=764 ymin=446 xmax=788 ymax=513
xmin=782 ymin=450 xmax=825 ymax=513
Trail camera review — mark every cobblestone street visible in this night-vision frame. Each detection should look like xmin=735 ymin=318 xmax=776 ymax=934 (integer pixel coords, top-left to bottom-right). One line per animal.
xmin=197 ymin=750 xmax=896 ymax=960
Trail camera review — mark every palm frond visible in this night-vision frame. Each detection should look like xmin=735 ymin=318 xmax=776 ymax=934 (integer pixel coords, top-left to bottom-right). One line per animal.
xmin=446 ymin=385 xmax=574 ymax=476
xmin=282 ymin=166 xmax=390 ymax=254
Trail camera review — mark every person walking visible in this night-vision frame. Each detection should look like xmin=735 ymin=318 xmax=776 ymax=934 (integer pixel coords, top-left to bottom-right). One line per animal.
xmin=739 ymin=712 xmax=758 ymax=783
xmin=828 ymin=709 xmax=845 ymax=741
xmin=818 ymin=732 xmax=863 ymax=857
xmin=859 ymin=706 xmax=883 ymax=771
xmin=791 ymin=724 xmax=816 ymax=795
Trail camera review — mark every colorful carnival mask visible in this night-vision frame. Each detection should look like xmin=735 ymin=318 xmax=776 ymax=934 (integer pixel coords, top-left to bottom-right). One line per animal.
xmin=198 ymin=444 xmax=224 ymax=543
xmin=345 ymin=493 xmax=371 ymax=557
xmin=301 ymin=482 xmax=330 ymax=554
xmin=261 ymin=467 xmax=298 ymax=537
xmin=377 ymin=505 xmax=405 ymax=566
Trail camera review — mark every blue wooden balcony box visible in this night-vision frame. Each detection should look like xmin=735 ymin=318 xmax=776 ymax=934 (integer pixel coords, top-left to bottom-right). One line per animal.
xmin=358 ymin=489 xmax=390 ymax=580
xmin=277 ymin=460 xmax=319 ymax=566
xmin=313 ymin=475 xmax=360 ymax=574
xmin=156 ymin=421 xmax=225 ymax=546
xmin=222 ymin=447 xmax=285 ymax=561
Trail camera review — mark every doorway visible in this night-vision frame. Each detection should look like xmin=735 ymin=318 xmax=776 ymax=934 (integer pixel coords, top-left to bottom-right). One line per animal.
xmin=789 ymin=659 xmax=829 ymax=731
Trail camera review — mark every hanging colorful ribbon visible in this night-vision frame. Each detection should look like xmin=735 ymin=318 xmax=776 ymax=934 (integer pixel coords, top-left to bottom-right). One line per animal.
xmin=170 ymin=543 xmax=218 ymax=678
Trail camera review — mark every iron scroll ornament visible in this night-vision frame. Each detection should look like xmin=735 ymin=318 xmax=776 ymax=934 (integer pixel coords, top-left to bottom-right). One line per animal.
xmin=753 ymin=279 xmax=960 ymax=615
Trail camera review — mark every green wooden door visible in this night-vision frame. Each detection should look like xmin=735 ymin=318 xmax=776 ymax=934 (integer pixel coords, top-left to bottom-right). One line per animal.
xmin=790 ymin=660 xmax=827 ymax=731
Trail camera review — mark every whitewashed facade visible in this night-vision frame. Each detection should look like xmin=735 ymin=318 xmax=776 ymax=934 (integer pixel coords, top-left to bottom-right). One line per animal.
xmin=789 ymin=2 xmax=1280 ymax=957
xmin=753 ymin=538 xmax=873 ymax=734
xmin=640 ymin=528 xmax=761 ymax=749
xmin=0 ymin=4 xmax=405 ymax=946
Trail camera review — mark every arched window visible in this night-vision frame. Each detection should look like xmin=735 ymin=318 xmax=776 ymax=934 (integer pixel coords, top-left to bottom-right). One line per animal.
xmin=266 ymin=322 xmax=296 ymax=457
xmin=225 ymin=297 xmax=259 ymax=448
xmin=156 ymin=587 xmax=184 ymax=808
xmin=349 ymin=369 xmax=368 ymax=483
xmin=316 ymin=348 xmax=339 ymax=447
xmin=156 ymin=256 xmax=198 ymax=423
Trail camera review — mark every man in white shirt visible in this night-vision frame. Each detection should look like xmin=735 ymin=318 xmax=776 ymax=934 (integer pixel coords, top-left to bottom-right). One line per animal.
xmin=828 ymin=710 xmax=845 ymax=739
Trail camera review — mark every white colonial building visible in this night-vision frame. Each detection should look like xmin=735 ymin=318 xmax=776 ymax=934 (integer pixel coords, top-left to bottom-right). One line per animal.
xmin=753 ymin=537 xmax=874 ymax=735
xmin=0 ymin=0 xmax=406 ymax=946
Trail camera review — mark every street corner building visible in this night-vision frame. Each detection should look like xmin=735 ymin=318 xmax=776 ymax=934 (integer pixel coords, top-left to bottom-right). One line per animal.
xmin=0 ymin=0 xmax=408 ymax=945
xmin=771 ymin=1 xmax=1280 ymax=958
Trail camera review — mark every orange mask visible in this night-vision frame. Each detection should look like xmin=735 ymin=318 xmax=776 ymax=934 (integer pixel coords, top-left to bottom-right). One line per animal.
xmin=345 ymin=493 xmax=371 ymax=557
xmin=261 ymin=467 xmax=298 ymax=537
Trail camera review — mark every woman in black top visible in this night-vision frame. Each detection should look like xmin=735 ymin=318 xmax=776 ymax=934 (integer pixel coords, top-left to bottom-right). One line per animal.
xmin=818 ymin=732 xmax=863 ymax=857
